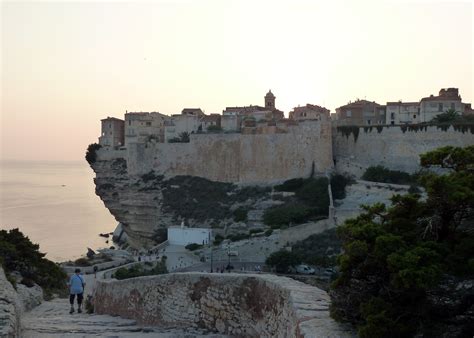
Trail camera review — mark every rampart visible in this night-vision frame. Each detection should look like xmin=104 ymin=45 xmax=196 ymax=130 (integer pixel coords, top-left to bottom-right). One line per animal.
xmin=103 ymin=120 xmax=333 ymax=184
xmin=93 ymin=272 xmax=355 ymax=337
xmin=333 ymin=125 xmax=474 ymax=176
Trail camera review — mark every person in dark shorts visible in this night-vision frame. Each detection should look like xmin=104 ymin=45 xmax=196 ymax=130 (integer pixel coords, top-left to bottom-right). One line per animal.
xmin=68 ymin=268 xmax=86 ymax=314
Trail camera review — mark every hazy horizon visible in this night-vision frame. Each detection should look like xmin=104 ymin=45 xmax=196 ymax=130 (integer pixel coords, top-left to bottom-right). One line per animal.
xmin=2 ymin=0 xmax=473 ymax=162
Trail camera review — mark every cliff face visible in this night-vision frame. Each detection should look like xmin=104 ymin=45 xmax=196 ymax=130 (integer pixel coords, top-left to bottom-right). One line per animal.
xmin=92 ymin=157 xmax=277 ymax=248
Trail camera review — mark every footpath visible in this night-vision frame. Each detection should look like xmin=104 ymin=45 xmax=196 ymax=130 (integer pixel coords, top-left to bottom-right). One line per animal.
xmin=21 ymin=268 xmax=222 ymax=337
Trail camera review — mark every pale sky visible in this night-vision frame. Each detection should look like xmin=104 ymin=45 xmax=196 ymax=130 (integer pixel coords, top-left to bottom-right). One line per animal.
xmin=1 ymin=0 xmax=473 ymax=161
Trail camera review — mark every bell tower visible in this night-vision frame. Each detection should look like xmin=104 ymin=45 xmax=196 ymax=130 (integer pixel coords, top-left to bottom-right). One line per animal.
xmin=265 ymin=90 xmax=275 ymax=109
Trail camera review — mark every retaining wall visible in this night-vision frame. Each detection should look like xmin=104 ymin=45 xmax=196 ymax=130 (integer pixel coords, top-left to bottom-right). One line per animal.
xmin=93 ymin=272 xmax=354 ymax=337
xmin=333 ymin=125 xmax=474 ymax=176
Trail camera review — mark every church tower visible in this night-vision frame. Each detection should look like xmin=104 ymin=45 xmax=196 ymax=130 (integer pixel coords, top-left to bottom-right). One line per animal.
xmin=265 ymin=90 xmax=275 ymax=109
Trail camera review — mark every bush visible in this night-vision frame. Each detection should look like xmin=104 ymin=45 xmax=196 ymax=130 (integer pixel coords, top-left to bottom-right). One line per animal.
xmin=264 ymin=229 xmax=273 ymax=237
xmin=263 ymin=204 xmax=312 ymax=228
xmin=291 ymin=228 xmax=341 ymax=267
xmin=274 ymin=178 xmax=306 ymax=192
xmin=266 ymin=250 xmax=301 ymax=273
xmin=213 ymin=234 xmax=224 ymax=246
xmin=0 ymin=229 xmax=67 ymax=293
xmin=74 ymin=258 xmax=92 ymax=266
xmin=362 ymin=165 xmax=414 ymax=185
xmin=113 ymin=259 xmax=168 ymax=280
xmin=233 ymin=207 xmax=248 ymax=222
xmin=85 ymin=143 xmax=102 ymax=165
xmin=330 ymin=174 xmax=354 ymax=200
xmin=185 ymin=243 xmax=202 ymax=251
xmin=227 ymin=233 xmax=250 ymax=242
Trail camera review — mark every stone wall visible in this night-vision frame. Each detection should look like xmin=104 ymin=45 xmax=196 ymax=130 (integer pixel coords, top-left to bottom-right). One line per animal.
xmin=333 ymin=125 xmax=474 ymax=177
xmin=119 ymin=120 xmax=333 ymax=184
xmin=94 ymin=272 xmax=354 ymax=337
xmin=0 ymin=267 xmax=21 ymax=338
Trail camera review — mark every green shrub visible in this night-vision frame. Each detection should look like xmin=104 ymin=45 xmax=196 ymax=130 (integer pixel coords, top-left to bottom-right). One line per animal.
xmin=74 ymin=258 xmax=92 ymax=266
xmin=274 ymin=178 xmax=306 ymax=192
xmin=233 ymin=207 xmax=248 ymax=222
xmin=330 ymin=174 xmax=354 ymax=200
xmin=264 ymin=229 xmax=273 ymax=237
xmin=362 ymin=165 xmax=414 ymax=185
xmin=227 ymin=233 xmax=250 ymax=242
xmin=113 ymin=260 xmax=168 ymax=280
xmin=249 ymin=228 xmax=264 ymax=234
xmin=263 ymin=204 xmax=312 ymax=228
xmin=265 ymin=250 xmax=301 ymax=273
xmin=185 ymin=243 xmax=202 ymax=251
xmin=213 ymin=234 xmax=224 ymax=246
xmin=0 ymin=228 xmax=67 ymax=293
xmin=291 ymin=228 xmax=341 ymax=267
xmin=85 ymin=143 xmax=102 ymax=164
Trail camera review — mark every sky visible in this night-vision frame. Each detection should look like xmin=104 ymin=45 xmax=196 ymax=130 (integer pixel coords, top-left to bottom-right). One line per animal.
xmin=1 ymin=0 xmax=473 ymax=161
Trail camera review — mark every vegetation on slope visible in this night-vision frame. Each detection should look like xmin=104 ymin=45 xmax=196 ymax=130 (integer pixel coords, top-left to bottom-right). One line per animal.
xmin=0 ymin=228 xmax=67 ymax=294
xmin=361 ymin=165 xmax=416 ymax=185
xmin=264 ymin=177 xmax=330 ymax=228
xmin=330 ymin=145 xmax=474 ymax=337
xmin=112 ymin=259 xmax=168 ymax=280
xmin=85 ymin=143 xmax=102 ymax=164
xmin=265 ymin=228 xmax=342 ymax=273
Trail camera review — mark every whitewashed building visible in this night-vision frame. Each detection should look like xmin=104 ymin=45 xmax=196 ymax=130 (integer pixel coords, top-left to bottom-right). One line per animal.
xmin=167 ymin=225 xmax=212 ymax=246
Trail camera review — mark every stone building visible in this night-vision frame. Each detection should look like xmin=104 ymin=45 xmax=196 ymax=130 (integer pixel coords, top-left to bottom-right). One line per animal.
xmin=335 ymin=99 xmax=386 ymax=125
xmin=124 ymin=112 xmax=170 ymax=146
xmin=99 ymin=117 xmax=125 ymax=148
xmin=164 ymin=114 xmax=200 ymax=141
xmin=221 ymin=90 xmax=284 ymax=131
xmin=419 ymin=88 xmax=465 ymax=122
xmin=289 ymin=104 xmax=330 ymax=121
xmin=200 ymin=114 xmax=221 ymax=131
xmin=386 ymin=101 xmax=420 ymax=125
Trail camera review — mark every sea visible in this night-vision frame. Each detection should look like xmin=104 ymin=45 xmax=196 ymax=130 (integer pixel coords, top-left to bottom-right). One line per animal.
xmin=0 ymin=160 xmax=116 ymax=262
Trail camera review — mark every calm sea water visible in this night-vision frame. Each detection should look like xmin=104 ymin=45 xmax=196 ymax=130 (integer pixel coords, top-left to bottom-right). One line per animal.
xmin=0 ymin=160 xmax=116 ymax=262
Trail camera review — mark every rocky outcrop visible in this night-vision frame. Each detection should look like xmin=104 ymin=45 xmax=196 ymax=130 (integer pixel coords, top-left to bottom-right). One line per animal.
xmin=0 ymin=268 xmax=21 ymax=338
xmin=16 ymin=284 xmax=43 ymax=313
xmin=92 ymin=158 xmax=278 ymax=248
xmin=94 ymin=272 xmax=355 ymax=337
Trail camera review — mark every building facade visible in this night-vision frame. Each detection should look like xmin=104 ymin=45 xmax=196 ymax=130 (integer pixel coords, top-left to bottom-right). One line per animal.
xmin=289 ymin=104 xmax=330 ymax=121
xmin=419 ymin=88 xmax=465 ymax=122
xmin=124 ymin=112 xmax=170 ymax=146
xmin=386 ymin=102 xmax=420 ymax=125
xmin=335 ymin=100 xmax=386 ymax=126
xmin=99 ymin=117 xmax=125 ymax=148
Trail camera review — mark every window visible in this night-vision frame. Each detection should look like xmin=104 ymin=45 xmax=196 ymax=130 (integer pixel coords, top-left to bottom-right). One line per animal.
xmin=367 ymin=119 xmax=371 ymax=125
xmin=146 ymin=122 xmax=151 ymax=126
xmin=109 ymin=123 xmax=112 ymax=129
xmin=413 ymin=115 xmax=417 ymax=119
xmin=451 ymin=103 xmax=455 ymax=110
xmin=391 ymin=121 xmax=395 ymax=125
xmin=390 ymin=112 xmax=395 ymax=119
xmin=438 ymin=103 xmax=443 ymax=112
xmin=128 ymin=120 xmax=131 ymax=126
xmin=346 ymin=110 xmax=352 ymax=117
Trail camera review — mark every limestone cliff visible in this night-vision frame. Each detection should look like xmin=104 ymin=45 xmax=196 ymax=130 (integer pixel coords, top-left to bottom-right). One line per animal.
xmin=92 ymin=157 xmax=278 ymax=248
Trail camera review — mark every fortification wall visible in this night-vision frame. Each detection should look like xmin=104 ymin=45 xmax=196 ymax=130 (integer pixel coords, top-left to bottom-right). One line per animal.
xmin=333 ymin=125 xmax=474 ymax=177
xmin=123 ymin=120 xmax=333 ymax=184
xmin=93 ymin=272 xmax=354 ymax=337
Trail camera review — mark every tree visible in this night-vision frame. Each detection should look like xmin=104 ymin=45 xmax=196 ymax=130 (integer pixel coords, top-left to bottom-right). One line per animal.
xmin=432 ymin=108 xmax=459 ymax=123
xmin=265 ymin=250 xmax=301 ymax=273
xmin=85 ymin=143 xmax=102 ymax=164
xmin=330 ymin=145 xmax=474 ymax=337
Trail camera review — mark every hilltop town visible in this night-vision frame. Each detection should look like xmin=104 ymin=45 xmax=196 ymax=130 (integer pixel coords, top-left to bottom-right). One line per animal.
xmin=98 ymin=88 xmax=473 ymax=149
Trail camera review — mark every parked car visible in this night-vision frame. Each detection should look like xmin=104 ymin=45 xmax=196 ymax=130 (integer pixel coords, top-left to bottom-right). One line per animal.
xmin=295 ymin=264 xmax=315 ymax=275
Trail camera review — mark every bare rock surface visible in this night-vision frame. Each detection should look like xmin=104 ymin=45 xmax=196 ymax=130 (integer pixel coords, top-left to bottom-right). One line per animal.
xmin=0 ymin=267 xmax=21 ymax=338
xmin=21 ymin=298 xmax=222 ymax=338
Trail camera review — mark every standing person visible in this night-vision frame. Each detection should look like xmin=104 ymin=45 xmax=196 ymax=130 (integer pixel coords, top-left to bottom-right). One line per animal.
xmin=68 ymin=268 xmax=86 ymax=314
